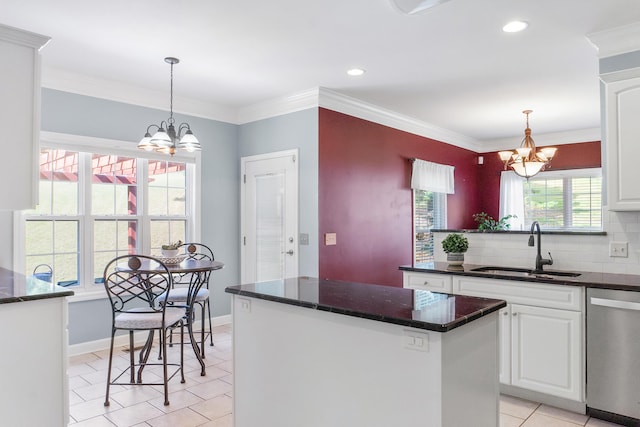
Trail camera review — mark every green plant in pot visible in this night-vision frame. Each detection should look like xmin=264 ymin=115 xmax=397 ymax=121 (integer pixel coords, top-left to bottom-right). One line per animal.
xmin=161 ymin=240 xmax=183 ymax=257
xmin=442 ymin=233 xmax=469 ymax=266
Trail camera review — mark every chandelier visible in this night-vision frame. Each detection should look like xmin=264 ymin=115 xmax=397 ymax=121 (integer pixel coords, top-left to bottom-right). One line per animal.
xmin=137 ymin=57 xmax=201 ymax=156
xmin=498 ymin=110 xmax=556 ymax=179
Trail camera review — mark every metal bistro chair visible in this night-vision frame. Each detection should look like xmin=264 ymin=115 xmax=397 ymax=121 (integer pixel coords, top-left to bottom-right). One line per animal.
xmin=162 ymin=243 xmax=215 ymax=358
xmin=103 ymin=255 xmax=185 ymax=407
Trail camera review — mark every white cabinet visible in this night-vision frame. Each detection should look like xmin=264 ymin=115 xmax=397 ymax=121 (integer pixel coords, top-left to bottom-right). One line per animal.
xmin=453 ymin=276 xmax=583 ymax=403
xmin=0 ymin=24 xmax=49 ymax=210
xmin=402 ymin=271 xmax=452 ymax=293
xmin=510 ymin=303 xmax=582 ymax=401
xmin=602 ymin=70 xmax=640 ymax=211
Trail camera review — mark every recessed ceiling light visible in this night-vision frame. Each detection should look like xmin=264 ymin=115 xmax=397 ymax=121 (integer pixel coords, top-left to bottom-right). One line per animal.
xmin=502 ymin=21 xmax=528 ymax=33
xmin=347 ymin=68 xmax=366 ymax=77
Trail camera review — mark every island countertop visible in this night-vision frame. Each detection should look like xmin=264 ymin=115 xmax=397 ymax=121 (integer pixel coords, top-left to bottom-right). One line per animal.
xmin=225 ymin=276 xmax=505 ymax=332
xmin=0 ymin=267 xmax=74 ymax=304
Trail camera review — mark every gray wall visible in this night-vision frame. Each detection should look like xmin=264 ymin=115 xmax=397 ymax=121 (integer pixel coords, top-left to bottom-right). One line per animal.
xmin=238 ymin=108 xmax=320 ymax=277
xmin=41 ymin=89 xmax=239 ymax=345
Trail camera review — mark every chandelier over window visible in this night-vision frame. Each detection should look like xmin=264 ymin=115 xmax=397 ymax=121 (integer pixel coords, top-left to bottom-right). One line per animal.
xmin=498 ymin=110 xmax=556 ymax=179
xmin=138 ymin=57 xmax=201 ymax=156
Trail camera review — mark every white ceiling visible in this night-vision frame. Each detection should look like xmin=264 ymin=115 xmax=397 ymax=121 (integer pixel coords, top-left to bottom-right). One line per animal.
xmin=4 ymin=0 xmax=640 ymax=147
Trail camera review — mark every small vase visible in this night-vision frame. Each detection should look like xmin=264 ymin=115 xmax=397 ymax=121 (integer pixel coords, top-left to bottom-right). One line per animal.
xmin=161 ymin=248 xmax=179 ymax=258
xmin=447 ymin=252 xmax=464 ymax=266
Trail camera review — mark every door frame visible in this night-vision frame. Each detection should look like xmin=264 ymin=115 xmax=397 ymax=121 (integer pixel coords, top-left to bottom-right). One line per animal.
xmin=240 ymin=149 xmax=299 ymax=284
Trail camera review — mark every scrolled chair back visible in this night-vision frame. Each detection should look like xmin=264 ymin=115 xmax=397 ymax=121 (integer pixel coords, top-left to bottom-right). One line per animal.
xmin=103 ymin=255 xmax=173 ymax=314
xmin=179 ymin=242 xmax=214 ymax=261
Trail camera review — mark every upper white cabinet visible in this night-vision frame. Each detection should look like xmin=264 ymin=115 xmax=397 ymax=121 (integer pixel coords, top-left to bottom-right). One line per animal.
xmin=603 ymin=70 xmax=640 ymax=211
xmin=0 ymin=24 xmax=49 ymax=210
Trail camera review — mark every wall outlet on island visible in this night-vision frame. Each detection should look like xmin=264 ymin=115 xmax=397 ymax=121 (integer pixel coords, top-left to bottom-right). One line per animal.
xmin=609 ymin=241 xmax=628 ymax=257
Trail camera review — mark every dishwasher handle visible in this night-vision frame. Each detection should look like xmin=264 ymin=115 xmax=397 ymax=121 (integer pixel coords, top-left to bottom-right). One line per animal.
xmin=590 ymin=297 xmax=640 ymax=311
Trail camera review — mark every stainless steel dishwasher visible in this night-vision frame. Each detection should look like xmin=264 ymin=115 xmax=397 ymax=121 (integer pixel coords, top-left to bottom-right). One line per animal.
xmin=587 ymin=287 xmax=640 ymax=421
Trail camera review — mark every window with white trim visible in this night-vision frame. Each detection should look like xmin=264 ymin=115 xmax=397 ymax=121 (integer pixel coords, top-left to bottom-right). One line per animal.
xmin=413 ymin=190 xmax=446 ymax=263
xmin=501 ymin=168 xmax=602 ymax=231
xmin=18 ymin=134 xmax=197 ymax=292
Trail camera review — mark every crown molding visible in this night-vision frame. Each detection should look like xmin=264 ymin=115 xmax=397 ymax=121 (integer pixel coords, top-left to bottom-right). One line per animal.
xmin=41 ymin=66 xmax=237 ymax=123
xmin=479 ymin=127 xmax=601 ymax=152
xmin=0 ymin=23 xmax=50 ymax=49
xmin=317 ymin=87 xmax=482 ymax=151
xmin=235 ymin=88 xmax=320 ymax=124
xmin=587 ymin=22 xmax=640 ymax=58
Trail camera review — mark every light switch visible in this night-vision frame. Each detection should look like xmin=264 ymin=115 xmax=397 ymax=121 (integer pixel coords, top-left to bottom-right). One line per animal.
xmin=325 ymin=232 xmax=337 ymax=246
xmin=238 ymin=298 xmax=251 ymax=313
xmin=403 ymin=329 xmax=429 ymax=352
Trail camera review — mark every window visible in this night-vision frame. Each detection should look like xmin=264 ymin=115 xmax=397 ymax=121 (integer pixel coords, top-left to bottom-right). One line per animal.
xmin=524 ymin=169 xmax=602 ymax=230
xmin=413 ymin=190 xmax=446 ymax=263
xmin=19 ymin=133 xmax=197 ymax=292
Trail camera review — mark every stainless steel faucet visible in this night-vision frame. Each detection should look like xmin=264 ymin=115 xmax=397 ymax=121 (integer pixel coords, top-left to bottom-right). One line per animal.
xmin=528 ymin=221 xmax=553 ymax=272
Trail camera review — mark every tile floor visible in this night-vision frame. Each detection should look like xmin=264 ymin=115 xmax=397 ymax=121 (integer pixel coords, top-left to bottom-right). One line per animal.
xmin=67 ymin=324 xmax=621 ymax=427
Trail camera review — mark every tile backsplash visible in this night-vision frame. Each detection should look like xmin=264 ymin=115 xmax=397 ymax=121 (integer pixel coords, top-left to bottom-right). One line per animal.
xmin=434 ymin=209 xmax=640 ymax=275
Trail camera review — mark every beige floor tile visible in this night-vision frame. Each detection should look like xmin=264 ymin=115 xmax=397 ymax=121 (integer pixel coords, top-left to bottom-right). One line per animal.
xmin=186 ymin=379 xmax=233 ymax=400
xmin=75 ymin=382 xmax=126 ymax=402
xmin=189 ymin=395 xmax=233 ymax=420
xmin=146 ymin=407 xmax=209 ymax=427
xmin=110 ymin=386 xmax=164 ymax=407
xmin=69 ymin=390 xmax=86 ymax=405
xmin=68 ymin=415 xmax=118 ymax=426
xmin=522 ymin=413 xmax=584 ymax=427
xmin=70 ymin=396 xmax=123 ymax=422
xmin=70 ymin=352 xmax=102 ymax=365
xmin=586 ymin=417 xmax=624 ymax=426
xmin=104 ymin=402 xmax=164 ymax=427
xmin=500 ymin=412 xmax=525 ymax=427
xmin=147 ymin=389 xmax=204 ymax=413
xmin=199 ymin=413 xmax=233 ymax=427
xmin=500 ymin=395 xmax=540 ymax=419
xmin=69 ymin=363 xmax=99 ymax=377
xmin=69 ymin=374 xmax=92 ymax=389
xmin=536 ymin=404 xmax=589 ymax=425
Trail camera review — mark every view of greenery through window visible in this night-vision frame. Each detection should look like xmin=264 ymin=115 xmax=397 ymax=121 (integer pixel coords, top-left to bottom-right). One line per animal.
xmin=414 ymin=190 xmax=445 ymax=263
xmin=524 ymin=174 xmax=602 ymax=230
xmin=24 ymin=148 xmax=190 ymax=289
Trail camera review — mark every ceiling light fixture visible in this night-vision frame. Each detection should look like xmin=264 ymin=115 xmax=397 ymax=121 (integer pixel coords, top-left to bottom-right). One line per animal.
xmin=498 ymin=110 xmax=557 ymax=179
xmin=347 ymin=68 xmax=366 ymax=76
xmin=138 ymin=57 xmax=201 ymax=156
xmin=502 ymin=21 xmax=528 ymax=33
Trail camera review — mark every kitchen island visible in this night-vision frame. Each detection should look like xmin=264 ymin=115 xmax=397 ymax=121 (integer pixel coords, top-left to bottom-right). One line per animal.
xmin=0 ymin=267 xmax=74 ymax=426
xmin=226 ymin=277 xmax=506 ymax=427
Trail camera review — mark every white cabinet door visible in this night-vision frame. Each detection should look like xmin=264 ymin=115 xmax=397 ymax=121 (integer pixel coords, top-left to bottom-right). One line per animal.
xmin=0 ymin=24 xmax=49 ymax=210
xmin=603 ymin=72 xmax=640 ymax=211
xmin=511 ymin=303 xmax=582 ymax=401
xmin=402 ymin=271 xmax=452 ymax=293
xmin=499 ymin=306 xmax=511 ymax=385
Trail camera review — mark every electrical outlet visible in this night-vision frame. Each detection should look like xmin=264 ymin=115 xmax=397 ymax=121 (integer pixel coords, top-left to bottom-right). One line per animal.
xmin=403 ymin=330 xmax=429 ymax=352
xmin=609 ymin=241 xmax=628 ymax=258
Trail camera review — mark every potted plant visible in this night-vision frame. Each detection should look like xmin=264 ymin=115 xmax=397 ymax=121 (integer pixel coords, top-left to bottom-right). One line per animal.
xmin=161 ymin=240 xmax=183 ymax=258
xmin=441 ymin=233 xmax=469 ymax=266
xmin=472 ymin=212 xmax=517 ymax=231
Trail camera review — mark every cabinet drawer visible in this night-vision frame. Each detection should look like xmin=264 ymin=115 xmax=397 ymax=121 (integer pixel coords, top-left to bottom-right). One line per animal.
xmin=453 ymin=276 xmax=583 ymax=311
xmin=403 ymin=272 xmax=452 ymax=293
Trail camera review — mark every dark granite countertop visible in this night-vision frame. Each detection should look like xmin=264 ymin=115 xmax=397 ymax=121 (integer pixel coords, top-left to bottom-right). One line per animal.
xmin=225 ymin=276 xmax=506 ymax=332
xmin=400 ymin=262 xmax=640 ymax=291
xmin=0 ymin=267 xmax=74 ymax=304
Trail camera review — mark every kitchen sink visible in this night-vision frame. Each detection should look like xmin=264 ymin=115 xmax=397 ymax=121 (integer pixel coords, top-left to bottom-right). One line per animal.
xmin=471 ymin=266 xmax=581 ymax=278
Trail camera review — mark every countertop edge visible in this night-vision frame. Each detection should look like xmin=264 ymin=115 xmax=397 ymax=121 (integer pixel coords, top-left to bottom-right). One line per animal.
xmin=226 ymin=284 xmax=506 ymax=333
xmin=0 ymin=289 xmax=75 ymax=304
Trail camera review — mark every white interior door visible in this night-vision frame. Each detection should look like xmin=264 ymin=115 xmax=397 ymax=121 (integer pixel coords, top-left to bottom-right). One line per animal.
xmin=241 ymin=150 xmax=298 ymax=284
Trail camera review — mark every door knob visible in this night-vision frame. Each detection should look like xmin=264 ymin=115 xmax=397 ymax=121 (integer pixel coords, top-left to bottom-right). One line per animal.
xmin=283 ymin=250 xmax=294 ymax=255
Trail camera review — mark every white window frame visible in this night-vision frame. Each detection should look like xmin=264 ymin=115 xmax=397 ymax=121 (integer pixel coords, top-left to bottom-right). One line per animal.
xmin=521 ymin=167 xmax=602 ymax=231
xmin=413 ymin=189 xmax=447 ymax=264
xmin=13 ymin=131 xmax=202 ymax=298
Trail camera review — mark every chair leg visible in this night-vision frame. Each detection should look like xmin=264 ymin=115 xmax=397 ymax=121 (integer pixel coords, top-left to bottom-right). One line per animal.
xmin=129 ymin=331 xmax=136 ymax=383
xmin=104 ymin=329 xmax=116 ymax=407
xmin=180 ymin=321 xmax=185 ymax=384
xmin=206 ymin=298 xmax=214 ymax=347
xmin=200 ymin=301 xmax=206 ymax=359
xmin=162 ymin=326 xmax=170 ymax=406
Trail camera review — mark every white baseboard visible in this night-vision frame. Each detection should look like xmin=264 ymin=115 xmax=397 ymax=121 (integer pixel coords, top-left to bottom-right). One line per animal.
xmin=68 ymin=314 xmax=232 ymax=357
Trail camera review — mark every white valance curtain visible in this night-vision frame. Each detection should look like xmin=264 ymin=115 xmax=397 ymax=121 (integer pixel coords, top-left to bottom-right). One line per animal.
xmin=499 ymin=170 xmax=525 ymax=230
xmin=411 ymin=159 xmax=455 ymax=194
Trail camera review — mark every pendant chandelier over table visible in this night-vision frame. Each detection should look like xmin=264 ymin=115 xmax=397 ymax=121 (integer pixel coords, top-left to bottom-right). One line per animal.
xmin=137 ymin=57 xmax=201 ymax=156
xmin=498 ymin=110 xmax=557 ymax=179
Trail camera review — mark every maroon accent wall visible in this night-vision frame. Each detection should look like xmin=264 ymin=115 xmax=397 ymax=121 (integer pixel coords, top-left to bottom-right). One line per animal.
xmin=318 ymin=108 xmax=481 ymax=287
xmin=476 ymin=141 xmax=602 ymax=219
